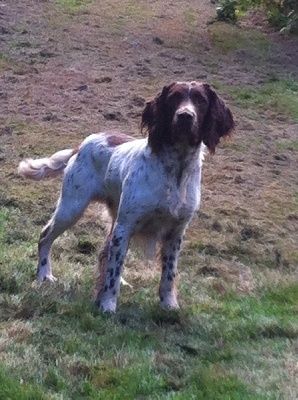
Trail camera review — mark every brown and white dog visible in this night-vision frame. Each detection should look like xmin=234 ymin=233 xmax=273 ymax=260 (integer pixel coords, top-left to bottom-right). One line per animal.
xmin=18 ymin=81 xmax=234 ymax=312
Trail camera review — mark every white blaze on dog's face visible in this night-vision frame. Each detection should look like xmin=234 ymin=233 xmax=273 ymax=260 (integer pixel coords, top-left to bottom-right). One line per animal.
xmin=173 ymin=97 xmax=197 ymax=127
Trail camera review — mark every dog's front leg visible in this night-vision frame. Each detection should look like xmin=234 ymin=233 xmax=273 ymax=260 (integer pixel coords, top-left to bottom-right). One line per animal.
xmin=96 ymin=224 xmax=130 ymax=313
xmin=159 ymin=226 xmax=186 ymax=309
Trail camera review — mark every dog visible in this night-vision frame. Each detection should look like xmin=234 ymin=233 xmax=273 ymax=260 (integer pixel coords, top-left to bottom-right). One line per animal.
xmin=18 ymin=81 xmax=234 ymax=312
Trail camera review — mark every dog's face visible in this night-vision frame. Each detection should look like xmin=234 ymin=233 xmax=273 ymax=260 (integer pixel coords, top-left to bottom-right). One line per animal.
xmin=164 ymin=82 xmax=208 ymax=146
xmin=142 ymin=81 xmax=235 ymax=153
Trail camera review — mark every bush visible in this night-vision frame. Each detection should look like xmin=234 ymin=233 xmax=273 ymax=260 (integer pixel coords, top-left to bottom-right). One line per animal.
xmin=216 ymin=0 xmax=238 ymax=23
xmin=216 ymin=0 xmax=298 ymax=33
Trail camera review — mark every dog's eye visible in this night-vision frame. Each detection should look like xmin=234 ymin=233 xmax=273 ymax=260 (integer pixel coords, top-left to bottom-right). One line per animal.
xmin=190 ymin=91 xmax=207 ymax=105
xmin=167 ymin=92 xmax=184 ymax=107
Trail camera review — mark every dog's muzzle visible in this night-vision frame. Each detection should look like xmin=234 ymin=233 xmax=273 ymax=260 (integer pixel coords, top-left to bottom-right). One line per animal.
xmin=177 ymin=110 xmax=195 ymax=124
xmin=172 ymin=104 xmax=199 ymax=145
xmin=174 ymin=104 xmax=197 ymax=129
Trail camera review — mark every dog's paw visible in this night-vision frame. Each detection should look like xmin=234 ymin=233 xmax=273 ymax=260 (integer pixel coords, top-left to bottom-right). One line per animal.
xmin=160 ymin=295 xmax=179 ymax=309
xmin=100 ymin=298 xmax=117 ymax=313
xmin=37 ymin=274 xmax=57 ymax=283
xmin=96 ymin=294 xmax=117 ymax=313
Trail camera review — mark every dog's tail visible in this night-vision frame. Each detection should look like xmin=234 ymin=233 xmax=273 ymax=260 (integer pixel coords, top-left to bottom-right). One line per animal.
xmin=18 ymin=148 xmax=78 ymax=180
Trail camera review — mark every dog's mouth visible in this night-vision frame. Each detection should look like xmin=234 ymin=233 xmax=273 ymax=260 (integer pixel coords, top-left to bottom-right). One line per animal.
xmin=172 ymin=115 xmax=199 ymax=146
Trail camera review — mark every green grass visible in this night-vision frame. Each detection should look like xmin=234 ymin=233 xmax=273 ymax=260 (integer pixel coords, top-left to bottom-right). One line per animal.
xmin=1 ymin=201 xmax=297 ymax=398
xmin=1 ymin=162 xmax=297 ymax=397
xmin=227 ymin=79 xmax=298 ymax=121
xmin=0 ymin=366 xmax=47 ymax=400
xmin=212 ymin=285 xmax=298 ymax=341
xmin=54 ymin=0 xmax=91 ymax=13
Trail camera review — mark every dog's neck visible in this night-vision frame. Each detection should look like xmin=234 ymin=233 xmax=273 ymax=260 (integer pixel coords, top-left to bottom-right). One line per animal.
xmin=156 ymin=141 xmax=203 ymax=186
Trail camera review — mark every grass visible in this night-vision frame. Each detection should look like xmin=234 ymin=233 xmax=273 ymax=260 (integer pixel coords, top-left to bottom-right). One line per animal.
xmin=209 ymin=22 xmax=272 ymax=54
xmin=54 ymin=0 xmax=91 ymax=13
xmin=214 ymin=285 xmax=298 ymax=341
xmin=183 ymin=8 xmax=198 ymax=30
xmin=0 ymin=54 xmax=31 ymax=75
xmin=0 ymin=201 xmax=297 ymax=398
xmin=92 ymin=0 xmax=153 ymax=36
xmin=277 ymin=140 xmax=298 ymax=151
xmin=226 ymin=78 xmax=298 ymax=121
xmin=0 ymin=54 xmax=15 ymax=72
xmin=1 ymin=222 xmax=297 ymax=399
xmin=0 ymin=366 xmax=47 ymax=399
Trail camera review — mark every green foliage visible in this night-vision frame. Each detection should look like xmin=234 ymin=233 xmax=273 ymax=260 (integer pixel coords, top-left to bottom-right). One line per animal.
xmin=259 ymin=0 xmax=298 ymax=32
xmin=216 ymin=0 xmax=238 ymax=23
xmin=216 ymin=0 xmax=298 ymax=33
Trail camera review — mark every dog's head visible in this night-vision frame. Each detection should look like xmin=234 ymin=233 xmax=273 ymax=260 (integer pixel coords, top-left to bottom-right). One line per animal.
xmin=141 ymin=81 xmax=234 ymax=154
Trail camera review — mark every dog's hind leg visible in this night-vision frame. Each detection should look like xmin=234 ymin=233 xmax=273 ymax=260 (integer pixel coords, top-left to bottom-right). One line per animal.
xmin=37 ymin=199 xmax=89 ymax=282
xmin=37 ymin=160 xmax=96 ymax=282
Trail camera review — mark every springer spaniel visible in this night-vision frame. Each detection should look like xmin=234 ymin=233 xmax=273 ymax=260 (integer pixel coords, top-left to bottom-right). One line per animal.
xmin=18 ymin=81 xmax=234 ymax=312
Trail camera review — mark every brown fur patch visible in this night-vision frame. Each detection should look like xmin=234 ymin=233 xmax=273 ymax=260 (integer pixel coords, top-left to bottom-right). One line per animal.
xmin=105 ymin=132 xmax=134 ymax=147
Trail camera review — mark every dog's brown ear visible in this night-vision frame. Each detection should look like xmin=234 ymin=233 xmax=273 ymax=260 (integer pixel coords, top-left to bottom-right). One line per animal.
xmin=201 ymin=84 xmax=235 ymax=154
xmin=141 ymin=83 xmax=175 ymax=153
xmin=141 ymin=101 xmax=155 ymax=135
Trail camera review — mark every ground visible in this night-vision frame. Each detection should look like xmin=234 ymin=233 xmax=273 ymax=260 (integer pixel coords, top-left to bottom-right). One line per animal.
xmin=0 ymin=0 xmax=298 ymax=399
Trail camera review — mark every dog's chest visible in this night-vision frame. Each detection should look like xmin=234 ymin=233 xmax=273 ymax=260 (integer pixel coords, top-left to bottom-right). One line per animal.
xmin=104 ymin=142 xmax=203 ymax=225
xmin=126 ymin=159 xmax=201 ymax=222
xmin=130 ymin=178 xmax=200 ymax=238
xmin=161 ymin=172 xmax=201 ymax=219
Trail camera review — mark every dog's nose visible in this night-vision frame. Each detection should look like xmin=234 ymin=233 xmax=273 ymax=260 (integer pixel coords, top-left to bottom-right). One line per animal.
xmin=177 ymin=111 xmax=194 ymax=122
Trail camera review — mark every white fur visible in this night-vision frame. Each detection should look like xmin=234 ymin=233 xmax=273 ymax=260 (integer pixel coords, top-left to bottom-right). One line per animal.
xmin=18 ymin=149 xmax=75 ymax=180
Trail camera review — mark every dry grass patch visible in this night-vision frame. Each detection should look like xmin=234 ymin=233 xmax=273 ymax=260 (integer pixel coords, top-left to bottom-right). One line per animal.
xmin=209 ymin=22 xmax=272 ymax=54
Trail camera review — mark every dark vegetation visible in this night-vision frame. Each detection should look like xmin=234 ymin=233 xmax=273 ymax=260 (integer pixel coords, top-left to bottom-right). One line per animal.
xmin=216 ymin=0 xmax=298 ymax=33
